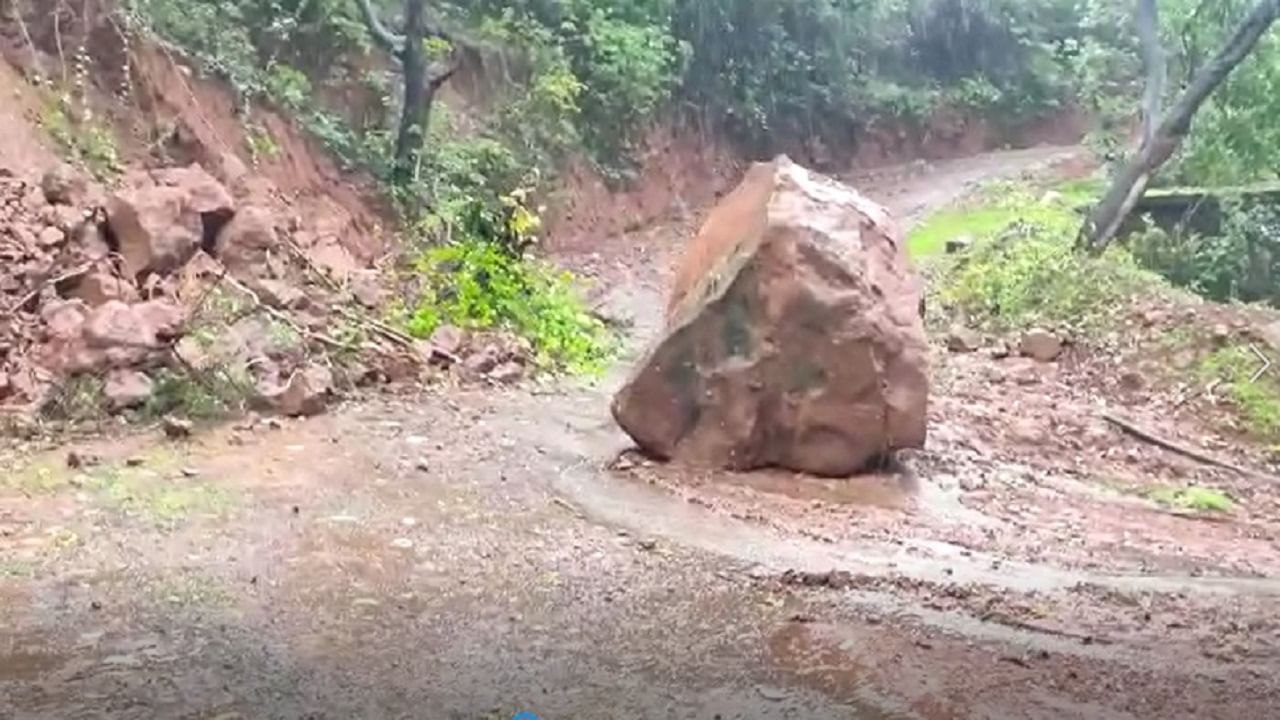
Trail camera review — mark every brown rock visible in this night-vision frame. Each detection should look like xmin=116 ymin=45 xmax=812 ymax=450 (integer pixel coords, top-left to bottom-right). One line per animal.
xmin=349 ymin=270 xmax=384 ymax=308
xmin=107 ymin=186 xmax=203 ymax=277
xmin=133 ymin=299 xmax=186 ymax=340
xmin=259 ymin=363 xmax=333 ymax=417
xmin=83 ymin=301 xmax=158 ymax=350
xmin=37 ymin=226 xmax=65 ymax=248
xmin=41 ymin=299 xmax=89 ymax=340
xmin=162 ymin=416 xmax=194 ymax=438
xmin=250 ymin=278 xmax=308 ymax=310
xmin=1020 ymin=329 xmax=1062 ymax=362
xmin=946 ymin=326 xmax=981 ymax=353
xmin=67 ymin=271 xmax=139 ymax=306
xmin=41 ymin=164 xmax=89 ymax=205
xmin=212 ymin=205 xmax=275 ymax=276
xmin=464 ymin=345 xmax=501 ymax=375
xmin=489 ymin=361 xmax=524 ymax=384
xmin=614 ymin=157 xmax=928 ymax=476
xmin=151 ymin=164 xmax=235 ymax=221
xmin=103 ymin=369 xmax=154 ymax=410
xmin=429 ymin=324 xmax=466 ymax=357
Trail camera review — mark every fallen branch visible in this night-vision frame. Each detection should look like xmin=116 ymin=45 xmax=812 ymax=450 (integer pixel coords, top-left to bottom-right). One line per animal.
xmin=1102 ymin=413 xmax=1271 ymax=479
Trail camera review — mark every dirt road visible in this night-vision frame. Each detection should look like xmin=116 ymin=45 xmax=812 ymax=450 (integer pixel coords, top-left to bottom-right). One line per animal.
xmin=4 ymin=146 xmax=1279 ymax=720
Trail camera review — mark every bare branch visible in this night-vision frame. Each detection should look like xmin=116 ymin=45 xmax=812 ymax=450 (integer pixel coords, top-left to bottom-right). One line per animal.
xmin=355 ymin=0 xmax=405 ymax=55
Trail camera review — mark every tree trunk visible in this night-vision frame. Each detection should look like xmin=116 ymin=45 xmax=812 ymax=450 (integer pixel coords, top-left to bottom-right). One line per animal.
xmin=1136 ymin=0 xmax=1166 ymax=148
xmin=1079 ymin=0 xmax=1280 ymax=254
xmin=392 ymin=0 xmax=428 ymax=186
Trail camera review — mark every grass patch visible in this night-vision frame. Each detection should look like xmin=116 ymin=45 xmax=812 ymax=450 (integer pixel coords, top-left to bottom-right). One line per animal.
xmin=1149 ymin=485 xmax=1235 ymax=513
xmin=149 ymin=572 xmax=234 ymax=608
xmin=936 ymin=188 xmax=1162 ymax=333
xmin=908 ymin=179 xmax=1101 ymax=259
xmin=89 ymin=457 xmax=234 ymax=527
xmin=1 ymin=460 xmax=74 ymax=496
xmin=1200 ymin=345 xmax=1280 ymax=440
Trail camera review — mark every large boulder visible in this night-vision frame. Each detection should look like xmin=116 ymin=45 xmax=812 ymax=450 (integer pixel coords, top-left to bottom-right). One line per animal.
xmin=107 ymin=185 xmax=203 ymax=278
xmin=107 ymin=165 xmax=235 ymax=278
xmin=612 ymin=156 xmax=928 ymax=477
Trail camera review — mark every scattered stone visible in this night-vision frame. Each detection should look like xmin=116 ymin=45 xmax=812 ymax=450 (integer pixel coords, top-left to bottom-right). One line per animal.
xmin=1211 ymin=323 xmax=1232 ymax=345
xmin=125 ymin=457 xmax=145 ymax=467
xmin=429 ymin=324 xmax=466 ymax=358
xmin=488 ymin=361 xmax=524 ymax=384
xmin=349 ymin=270 xmax=384 ymax=308
xmin=41 ymin=164 xmax=89 ymax=205
xmin=66 ymin=271 xmax=139 ymax=307
xmin=390 ymin=538 xmax=414 ymax=550
xmin=1020 ymin=328 xmax=1062 ymax=362
xmin=251 ymin=278 xmax=309 ymax=310
xmin=637 ymin=538 xmax=658 ymax=551
xmin=162 ymin=416 xmax=194 ymax=439
xmin=614 ymin=156 xmax=928 ymax=476
xmin=259 ymin=363 xmax=333 ymax=417
xmin=945 ymin=235 xmax=974 ymax=254
xmin=212 ymin=205 xmax=275 ymax=276
xmin=103 ymin=368 xmax=154 ymax=410
xmin=464 ymin=345 xmax=502 ymax=376
xmin=946 ymin=325 xmax=981 ymax=353
xmin=37 ymin=226 xmax=64 ymax=248
xmin=989 ymin=341 xmax=1012 ymax=360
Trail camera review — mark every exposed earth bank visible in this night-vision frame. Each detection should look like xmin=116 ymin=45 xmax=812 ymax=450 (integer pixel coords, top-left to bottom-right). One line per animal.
xmin=5 ymin=145 xmax=1280 ymax=720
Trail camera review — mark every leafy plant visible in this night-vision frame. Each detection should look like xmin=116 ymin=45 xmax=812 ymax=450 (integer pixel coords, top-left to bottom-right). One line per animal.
xmin=939 ymin=188 xmax=1160 ymax=332
xmin=1201 ymin=345 xmax=1280 ymax=440
xmin=401 ymin=236 xmax=613 ymax=375
xmin=1150 ymin=485 xmax=1235 ymax=512
xmin=39 ymin=97 xmax=121 ymax=180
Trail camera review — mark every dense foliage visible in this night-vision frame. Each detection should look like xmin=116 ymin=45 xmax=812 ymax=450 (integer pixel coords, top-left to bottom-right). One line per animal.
xmin=114 ymin=0 xmax=1280 ymax=357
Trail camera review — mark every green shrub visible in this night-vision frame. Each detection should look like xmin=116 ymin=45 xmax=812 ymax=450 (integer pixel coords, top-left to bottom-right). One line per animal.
xmin=401 ymin=239 xmax=613 ymax=375
xmin=939 ymin=189 xmax=1159 ymax=332
xmin=1200 ymin=345 xmax=1280 ymax=440
xmin=1129 ymin=201 xmax=1280 ymax=306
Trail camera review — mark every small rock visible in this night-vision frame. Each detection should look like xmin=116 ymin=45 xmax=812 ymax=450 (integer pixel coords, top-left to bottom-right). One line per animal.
xmin=37 ymin=226 xmax=65 ymax=247
xmin=66 ymin=450 xmax=97 ymax=469
xmin=125 ymin=457 xmax=145 ymax=467
xmin=946 ymin=326 xmax=981 ymax=353
xmin=162 ymin=416 xmax=194 ymax=439
xmin=428 ymin=324 xmax=466 ymax=358
xmin=390 ymin=538 xmax=414 ymax=550
xmin=41 ymin=164 xmax=89 ymax=205
xmin=103 ymin=369 xmax=154 ymax=411
xmin=637 ymin=538 xmax=657 ymax=551
xmin=1020 ymin=328 xmax=1062 ymax=362
xmin=756 ymin=686 xmax=788 ymax=701
xmin=251 ymin=278 xmax=309 ymax=310
xmin=945 ymin=235 xmax=974 ymax=254
xmin=488 ymin=361 xmax=524 ymax=384
xmin=180 ymin=467 xmax=200 ymax=478
xmin=463 ymin=345 xmax=501 ymax=376
xmin=349 ymin=270 xmax=384 ymax=309
xmin=66 ymin=271 xmax=139 ymax=307
xmin=259 ymin=363 xmax=333 ymax=417
xmin=1211 ymin=323 xmax=1232 ymax=345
